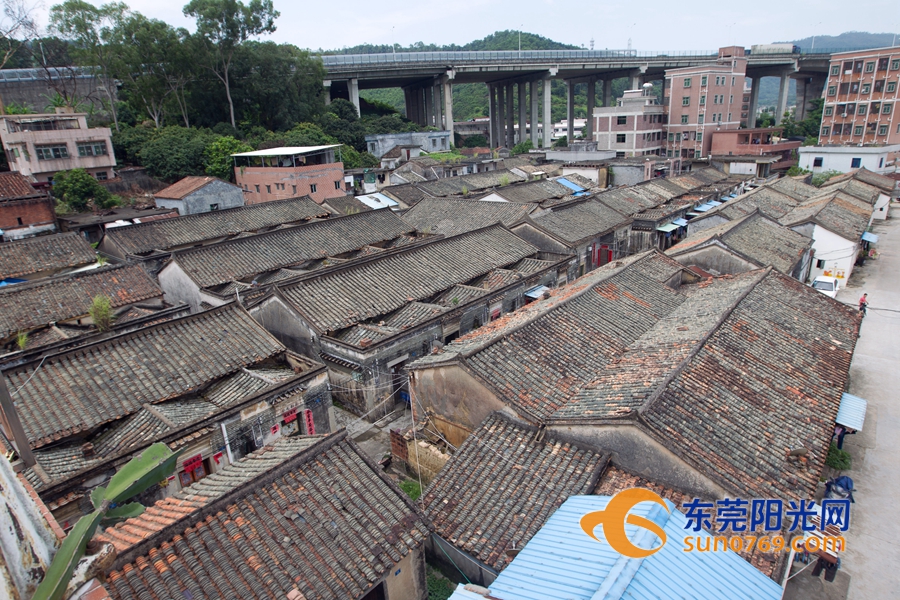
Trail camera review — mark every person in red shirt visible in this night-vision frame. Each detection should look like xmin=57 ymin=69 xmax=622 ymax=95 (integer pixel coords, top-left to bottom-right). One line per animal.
xmin=859 ymin=293 xmax=868 ymax=315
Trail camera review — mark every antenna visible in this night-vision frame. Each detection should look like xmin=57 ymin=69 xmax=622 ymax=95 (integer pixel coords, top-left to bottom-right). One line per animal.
xmin=590 ymin=37 xmax=595 ymax=50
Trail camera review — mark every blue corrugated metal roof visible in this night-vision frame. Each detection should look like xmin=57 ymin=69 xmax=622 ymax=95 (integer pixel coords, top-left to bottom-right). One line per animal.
xmin=487 ymin=495 xmax=782 ymax=600
xmin=694 ymin=203 xmax=715 ymax=212
xmin=556 ymin=177 xmax=585 ymax=193
xmin=861 ymin=231 xmax=879 ymax=243
xmin=707 ymin=200 xmax=722 ymax=206
xmin=837 ymin=392 xmax=867 ymax=431
xmin=673 ymin=218 xmax=689 ymax=227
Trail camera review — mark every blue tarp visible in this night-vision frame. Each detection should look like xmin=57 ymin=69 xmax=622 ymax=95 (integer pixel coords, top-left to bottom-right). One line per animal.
xmin=673 ymin=218 xmax=688 ymax=227
xmin=707 ymin=200 xmax=722 ymax=206
xmin=861 ymin=231 xmax=879 ymax=243
xmin=555 ymin=177 xmax=585 ymax=193
xmin=694 ymin=203 xmax=714 ymax=212
xmin=837 ymin=392 xmax=867 ymax=431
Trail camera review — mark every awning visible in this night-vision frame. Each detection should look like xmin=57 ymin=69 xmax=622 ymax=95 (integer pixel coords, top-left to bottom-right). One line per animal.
xmin=656 ymin=223 xmax=679 ymax=232
xmin=524 ymin=285 xmax=550 ymax=299
xmin=673 ymin=218 xmax=689 ymax=227
xmin=707 ymin=200 xmax=722 ymax=206
xmin=836 ymin=392 xmax=867 ymax=431
xmin=861 ymin=231 xmax=879 ymax=243
xmin=694 ymin=203 xmax=714 ymax=212
xmin=686 ymin=212 xmax=700 ymax=217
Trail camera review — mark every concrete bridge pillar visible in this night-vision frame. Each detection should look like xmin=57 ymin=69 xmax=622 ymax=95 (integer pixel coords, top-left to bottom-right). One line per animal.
xmin=403 ymin=87 xmax=412 ymax=120
xmin=566 ymin=79 xmax=575 ymax=143
xmin=497 ymin=84 xmax=506 ymax=148
xmin=543 ymin=76 xmax=552 ymax=148
xmin=434 ymin=82 xmax=443 ymax=129
xmin=518 ymin=81 xmax=526 ymax=145
xmin=424 ymin=85 xmax=434 ymax=127
xmin=629 ymin=70 xmax=642 ymax=90
xmin=793 ymin=75 xmax=825 ymax=122
xmin=747 ymin=77 xmax=761 ymax=128
xmin=488 ymin=83 xmax=497 ymax=148
xmin=586 ymin=78 xmax=596 ymax=141
xmin=323 ymin=80 xmax=332 ymax=106
xmin=442 ymin=76 xmax=454 ymax=141
xmin=530 ymin=79 xmax=539 ymax=146
xmin=603 ymin=78 xmax=612 ymax=107
xmin=349 ymin=78 xmax=360 ymax=116
xmin=775 ymin=72 xmax=790 ymax=125
xmin=506 ymin=82 xmax=515 ymax=148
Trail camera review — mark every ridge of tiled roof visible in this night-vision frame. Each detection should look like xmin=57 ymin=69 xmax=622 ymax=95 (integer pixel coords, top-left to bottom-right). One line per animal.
xmin=102 ymin=196 xmax=329 ymax=255
xmin=0 ymin=171 xmax=43 ymax=199
xmin=417 ymin=169 xmax=526 ymax=197
xmin=595 ymin=186 xmax=665 ymax=215
xmin=3 ymin=303 xmax=285 ymax=449
xmin=701 ymin=185 xmax=801 ymax=221
xmin=168 ymin=209 xmax=416 ymax=288
xmin=822 ymin=167 xmax=896 ymax=195
xmin=155 ymin=176 xmax=235 ymax=200
xmin=0 ymin=265 xmax=162 ymax=340
xmin=767 ymin=177 xmax=819 ymax=201
xmin=818 ymin=177 xmax=881 ymax=205
xmin=666 ymin=211 xmax=812 ymax=274
xmin=0 ymin=232 xmax=96 ymax=280
xmin=778 ymin=190 xmax=873 ymax=241
xmin=422 ymin=412 xmax=608 ymax=572
xmin=105 ymin=431 xmax=431 ymax=600
xmin=95 ymin=435 xmax=327 ymax=554
xmin=278 ymin=225 xmax=538 ymax=332
xmin=400 ymin=197 xmax=532 ymax=237
xmin=493 ymin=179 xmax=571 ymax=203
xmin=528 ymin=199 xmax=627 ymax=244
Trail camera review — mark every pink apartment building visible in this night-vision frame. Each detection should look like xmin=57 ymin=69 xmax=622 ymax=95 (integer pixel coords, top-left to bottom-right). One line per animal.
xmin=710 ymin=127 xmax=801 ymax=170
xmin=232 ymin=145 xmax=347 ymax=205
xmin=591 ymin=85 xmax=667 ymax=157
xmin=819 ymin=46 xmax=900 ymax=145
xmin=665 ymin=46 xmax=749 ymax=159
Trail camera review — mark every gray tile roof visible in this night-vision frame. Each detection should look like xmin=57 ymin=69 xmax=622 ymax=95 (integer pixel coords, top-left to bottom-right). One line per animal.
xmin=169 ymin=209 xmax=416 ymax=289
xmin=767 ymin=177 xmax=819 ymax=201
xmin=401 ymin=197 xmax=532 ymax=237
xmin=381 ymin=183 xmax=433 ymax=205
xmin=104 ymin=432 xmax=430 ymax=600
xmin=422 ymin=413 xmax=607 ymax=572
xmin=596 ymin=186 xmax=666 ymax=215
xmin=322 ymin=195 xmax=373 ymax=215
xmin=0 ymin=232 xmax=96 ymax=280
xmin=383 ymin=302 xmax=447 ymax=329
xmin=0 ymin=265 xmax=162 ymax=340
xmin=3 ymin=303 xmax=285 ymax=448
xmin=706 ymin=186 xmax=801 ymax=221
xmin=102 ymin=196 xmax=329 ymax=255
xmin=435 ymin=284 xmax=487 ymax=307
xmin=819 ymin=178 xmax=881 ymax=205
xmin=418 ymin=169 xmax=526 ymax=197
xmin=278 ymin=225 xmax=538 ymax=332
xmin=821 ymin=167 xmax=896 ymax=194
xmin=492 ymin=179 xmax=571 ymax=203
xmin=666 ymin=212 xmax=813 ymax=274
xmin=779 ymin=190 xmax=873 ymax=241
xmin=529 ymin=199 xmax=628 ymax=244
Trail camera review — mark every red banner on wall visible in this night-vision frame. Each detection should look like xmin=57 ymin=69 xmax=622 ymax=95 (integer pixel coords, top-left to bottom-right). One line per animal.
xmin=304 ymin=409 xmax=315 ymax=435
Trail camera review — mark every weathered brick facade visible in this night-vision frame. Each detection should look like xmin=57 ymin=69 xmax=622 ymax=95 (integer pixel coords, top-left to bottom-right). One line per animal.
xmin=235 ymin=162 xmax=346 ymax=205
xmin=0 ymin=196 xmax=57 ymax=239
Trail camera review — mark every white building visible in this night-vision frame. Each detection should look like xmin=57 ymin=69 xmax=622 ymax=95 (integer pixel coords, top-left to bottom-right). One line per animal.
xmin=798 ymin=144 xmax=900 ymax=175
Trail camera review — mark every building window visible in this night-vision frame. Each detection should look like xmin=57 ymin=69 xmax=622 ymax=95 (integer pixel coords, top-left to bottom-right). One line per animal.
xmin=615 ymin=151 xmax=625 ymax=158
xmin=683 ymin=78 xmax=691 ymax=87
xmin=888 ymin=82 xmax=897 ymax=93
xmin=727 ymin=113 xmax=732 ymax=121
xmin=878 ymin=58 xmax=889 ymax=71
xmin=879 ymin=125 xmax=888 ymax=135
xmin=431 ymin=139 xmax=437 ymax=148
xmin=35 ymin=144 xmax=68 ymax=160
xmin=292 ymin=184 xmax=297 ymax=194
xmin=94 ymin=171 xmax=108 ymax=181
xmin=334 ymin=180 xmax=340 ymax=189
xmin=875 ymin=80 xmax=885 ymax=93
xmin=854 ymin=61 xmax=863 ymax=73
xmin=701 ymin=76 xmax=707 ymax=86
xmin=813 ymin=157 xmax=824 ymax=167
xmin=675 ymin=133 xmax=682 ymax=142
xmin=209 ymin=203 xmax=219 ymax=211
xmin=853 ymin=126 xmax=863 ymax=135
xmin=861 ymin=83 xmax=871 ymax=94
xmin=310 ymin=183 xmax=317 ymax=193
xmin=616 ymin=134 xmax=626 ymax=143
xmin=77 ymin=142 xmax=108 ymax=157
xmin=830 ymin=65 xmax=839 ymax=76
xmin=858 ymin=104 xmax=867 ymax=115
xmin=827 ymin=86 xmax=836 ymax=96
xmin=699 ymin=95 xmax=705 ymax=105
xmin=666 ymin=149 xmax=673 ymax=157
xmin=872 ymin=102 xmax=881 ymax=113
xmin=729 ymin=94 xmax=733 ymax=104
xmin=892 ymin=59 xmax=900 ymax=70
xmin=851 ymin=158 xmax=862 ymax=168
xmin=667 ymin=133 xmax=674 ymax=141
xmin=682 ymin=96 xmax=690 ymax=106
xmin=821 ymin=126 xmax=830 ymax=136
xmin=680 ymin=115 xmax=688 ymax=124
xmin=824 ymin=106 xmax=833 ymax=116
xmin=865 ymin=61 xmax=875 ymax=73
xmin=698 ymin=114 xmax=704 ymax=124
xmin=617 ymin=116 xmax=627 ymax=125
xmin=254 ymin=185 xmax=260 ymax=193
xmin=265 ymin=184 xmax=271 ymax=193
xmin=816 ymin=259 xmax=825 ymax=269
xmin=839 ymin=83 xmax=850 ymax=94
xmin=884 ymin=103 xmax=893 ymax=114
xmin=696 ymin=132 xmax=702 ymax=142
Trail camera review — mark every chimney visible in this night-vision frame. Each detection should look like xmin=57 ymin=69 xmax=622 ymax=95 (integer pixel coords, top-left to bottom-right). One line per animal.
xmin=82 ymin=442 xmax=95 ymax=458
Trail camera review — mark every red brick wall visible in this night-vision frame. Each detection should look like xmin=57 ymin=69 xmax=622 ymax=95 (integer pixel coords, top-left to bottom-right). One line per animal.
xmin=0 ymin=197 xmax=56 ymax=229
xmin=390 ymin=429 xmax=409 ymax=464
xmin=235 ymin=163 xmax=347 ymax=205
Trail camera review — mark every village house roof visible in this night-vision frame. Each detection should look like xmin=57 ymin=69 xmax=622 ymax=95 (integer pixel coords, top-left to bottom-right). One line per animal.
xmin=154 ymin=176 xmax=238 ymax=200
xmin=412 ymin=251 xmax=859 ymax=501
xmin=0 ymin=171 xmax=42 ymax=200
xmin=2 ymin=303 xmax=286 ymax=449
xmin=321 ymin=195 xmax=373 ymax=216
xmin=103 ymin=431 xmax=430 ymax=600
xmin=277 ymin=225 xmax=539 ymax=333
xmin=637 ymin=178 xmax=688 ymax=199
xmin=489 ymin=179 xmax=571 ymax=203
xmin=686 ymin=168 xmax=730 ymax=185
xmin=526 ymin=199 xmax=628 ymax=245
xmin=818 ymin=177 xmax=882 ymax=205
xmin=554 ymin=172 xmax=595 ymax=188
xmin=0 ymin=232 xmax=96 ymax=281
xmin=401 ymin=197 xmax=532 ymax=237
xmin=167 ymin=209 xmax=416 ymax=289
xmin=101 ymin=196 xmax=329 ymax=256
xmin=767 ymin=177 xmax=820 ymax=201
xmin=822 ymin=167 xmax=897 ymax=195
xmin=381 ymin=183 xmax=433 ymax=206
xmin=778 ymin=190 xmax=873 ymax=241
xmin=417 ymin=169 xmax=526 ymax=197
xmin=666 ymin=211 xmax=813 ymax=274
xmin=423 ymin=413 xmax=608 ymax=572
xmin=595 ymin=186 xmax=667 ymax=215
xmin=0 ymin=265 xmax=162 ymax=341
xmin=703 ymin=185 xmax=801 ymax=221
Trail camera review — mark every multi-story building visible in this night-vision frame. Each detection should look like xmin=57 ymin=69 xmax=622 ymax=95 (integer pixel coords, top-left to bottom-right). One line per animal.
xmin=232 ymin=145 xmax=347 ymax=205
xmin=0 ymin=108 xmax=116 ymax=183
xmin=665 ymin=46 xmax=749 ymax=159
xmin=591 ymin=85 xmax=666 ymax=157
xmin=819 ymin=46 xmax=900 ymax=146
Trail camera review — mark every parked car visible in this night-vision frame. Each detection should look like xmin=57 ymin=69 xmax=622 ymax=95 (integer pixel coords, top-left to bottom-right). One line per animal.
xmin=812 ymin=275 xmax=839 ymax=299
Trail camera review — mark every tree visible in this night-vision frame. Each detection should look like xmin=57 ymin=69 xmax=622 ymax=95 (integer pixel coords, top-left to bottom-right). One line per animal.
xmin=204 ymin=135 xmax=252 ymax=180
xmin=52 ymin=168 xmax=118 ymax=211
xmin=137 ymin=126 xmax=216 ymax=181
xmin=184 ymin=0 xmax=280 ymax=128
xmin=49 ymin=0 xmax=129 ymax=130
xmin=0 ymin=0 xmax=39 ymax=69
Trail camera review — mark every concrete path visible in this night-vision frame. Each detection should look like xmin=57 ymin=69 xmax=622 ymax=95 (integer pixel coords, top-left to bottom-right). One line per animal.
xmin=836 ymin=208 xmax=900 ymax=600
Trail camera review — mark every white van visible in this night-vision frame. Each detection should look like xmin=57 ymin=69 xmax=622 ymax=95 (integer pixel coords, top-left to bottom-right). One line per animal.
xmin=812 ymin=276 xmax=839 ymax=299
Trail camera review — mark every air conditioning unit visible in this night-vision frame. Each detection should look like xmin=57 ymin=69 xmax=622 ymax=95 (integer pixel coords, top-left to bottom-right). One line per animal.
xmin=840 ymin=113 xmax=847 ymax=117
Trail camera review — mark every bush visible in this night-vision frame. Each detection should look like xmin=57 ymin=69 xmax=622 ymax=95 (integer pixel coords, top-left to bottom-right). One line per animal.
xmin=426 ymin=565 xmax=455 ymax=600
xmin=826 ymin=443 xmax=852 ymax=471
xmin=812 ymin=169 xmax=842 ymax=187
xmin=512 ymin=139 xmax=533 ymax=155
xmin=204 ymin=136 xmax=253 ymax=181
xmin=399 ymin=479 xmax=421 ymax=501
xmin=463 ymin=134 xmax=488 ymax=148
xmin=52 ymin=169 xmax=117 ymax=212
xmin=786 ymin=166 xmax=811 ymax=177
xmin=138 ymin=126 xmax=217 ymax=181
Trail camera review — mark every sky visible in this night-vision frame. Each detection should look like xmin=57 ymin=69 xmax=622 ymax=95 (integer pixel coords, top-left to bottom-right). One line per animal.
xmin=34 ymin=0 xmax=900 ymax=52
